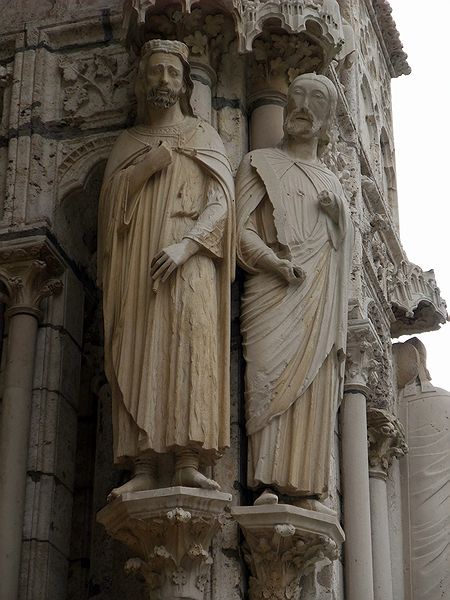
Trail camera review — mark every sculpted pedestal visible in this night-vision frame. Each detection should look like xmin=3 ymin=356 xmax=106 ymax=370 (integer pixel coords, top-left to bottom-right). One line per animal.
xmin=232 ymin=504 xmax=344 ymax=600
xmin=97 ymin=487 xmax=231 ymax=600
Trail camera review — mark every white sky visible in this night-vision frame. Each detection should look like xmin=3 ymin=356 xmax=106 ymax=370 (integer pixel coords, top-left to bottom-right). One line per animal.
xmin=388 ymin=0 xmax=450 ymax=390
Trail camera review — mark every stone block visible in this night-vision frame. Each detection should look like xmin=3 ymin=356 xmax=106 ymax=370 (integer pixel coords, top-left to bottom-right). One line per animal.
xmin=33 ymin=324 xmax=82 ymax=409
xmin=19 ymin=539 xmax=68 ymax=600
xmin=42 ymin=267 xmax=84 ymax=347
xmin=28 ymin=389 xmax=77 ymax=490
xmin=23 ymin=472 xmax=73 ymax=558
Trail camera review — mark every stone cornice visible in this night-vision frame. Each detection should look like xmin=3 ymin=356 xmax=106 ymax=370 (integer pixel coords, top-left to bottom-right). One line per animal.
xmin=368 ymin=0 xmax=411 ymax=78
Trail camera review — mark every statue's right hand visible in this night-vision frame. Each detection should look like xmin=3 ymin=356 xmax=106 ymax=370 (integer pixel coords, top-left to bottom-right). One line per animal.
xmin=148 ymin=142 xmax=173 ymax=172
xmin=275 ymin=259 xmax=305 ymax=285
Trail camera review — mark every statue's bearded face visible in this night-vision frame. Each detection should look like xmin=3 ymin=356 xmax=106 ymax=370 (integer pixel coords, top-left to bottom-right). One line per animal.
xmin=284 ymin=79 xmax=331 ymax=140
xmin=145 ymin=52 xmax=186 ymax=110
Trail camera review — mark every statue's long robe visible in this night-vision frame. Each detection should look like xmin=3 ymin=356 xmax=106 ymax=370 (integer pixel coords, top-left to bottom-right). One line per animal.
xmin=98 ymin=117 xmax=234 ymax=464
xmin=236 ymin=148 xmax=353 ymax=496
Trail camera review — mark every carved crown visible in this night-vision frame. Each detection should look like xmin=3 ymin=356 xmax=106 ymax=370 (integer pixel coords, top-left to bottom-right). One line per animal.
xmin=141 ymin=39 xmax=190 ymax=62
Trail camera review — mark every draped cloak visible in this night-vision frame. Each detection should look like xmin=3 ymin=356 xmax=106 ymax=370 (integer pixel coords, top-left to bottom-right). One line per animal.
xmin=236 ymin=148 xmax=353 ymax=495
xmin=98 ymin=117 xmax=234 ymax=465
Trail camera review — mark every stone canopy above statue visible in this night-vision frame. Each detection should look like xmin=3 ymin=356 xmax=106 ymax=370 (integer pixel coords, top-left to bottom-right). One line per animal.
xmin=122 ymin=0 xmax=347 ymax=75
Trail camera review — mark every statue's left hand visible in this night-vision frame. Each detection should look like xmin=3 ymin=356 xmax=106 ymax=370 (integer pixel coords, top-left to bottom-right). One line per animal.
xmin=150 ymin=239 xmax=199 ymax=283
xmin=318 ymin=190 xmax=339 ymax=224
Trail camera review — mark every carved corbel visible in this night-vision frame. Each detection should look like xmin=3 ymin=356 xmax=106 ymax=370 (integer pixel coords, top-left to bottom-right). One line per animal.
xmin=232 ymin=505 xmax=344 ymax=600
xmin=367 ymin=407 xmax=407 ymax=479
xmin=97 ymin=487 xmax=232 ymax=600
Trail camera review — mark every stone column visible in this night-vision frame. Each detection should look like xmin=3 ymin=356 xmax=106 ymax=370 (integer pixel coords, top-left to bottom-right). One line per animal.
xmin=341 ymin=320 xmax=381 ymax=600
xmin=0 ymin=237 xmax=64 ymax=600
xmin=190 ymin=61 xmax=215 ymax=124
xmin=249 ymin=91 xmax=285 ymax=150
xmin=367 ymin=408 xmax=407 ymax=600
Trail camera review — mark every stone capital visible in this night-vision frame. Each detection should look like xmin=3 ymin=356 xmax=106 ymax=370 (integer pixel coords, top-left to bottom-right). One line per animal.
xmin=97 ymin=487 xmax=232 ymax=600
xmin=367 ymin=408 xmax=408 ymax=478
xmin=344 ymin=319 xmax=383 ymax=395
xmin=232 ymin=504 xmax=344 ymax=600
xmin=0 ymin=236 xmax=64 ymax=317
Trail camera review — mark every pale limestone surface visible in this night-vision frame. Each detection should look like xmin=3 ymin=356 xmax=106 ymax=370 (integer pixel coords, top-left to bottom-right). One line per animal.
xmin=97 ymin=40 xmax=234 ymax=495
xmin=396 ymin=338 xmax=450 ymax=600
xmin=236 ymin=74 xmax=353 ymax=501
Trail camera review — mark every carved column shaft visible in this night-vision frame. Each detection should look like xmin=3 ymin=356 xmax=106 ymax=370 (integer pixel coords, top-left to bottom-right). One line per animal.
xmin=369 ymin=474 xmax=392 ymax=600
xmin=191 ymin=62 xmax=215 ymax=124
xmin=367 ymin=408 xmax=407 ymax=600
xmin=341 ymin=320 xmax=381 ymax=600
xmin=341 ymin=390 xmax=374 ymax=600
xmin=249 ymin=95 xmax=285 ymax=150
xmin=0 ymin=311 xmax=39 ymax=600
xmin=0 ymin=239 xmax=63 ymax=600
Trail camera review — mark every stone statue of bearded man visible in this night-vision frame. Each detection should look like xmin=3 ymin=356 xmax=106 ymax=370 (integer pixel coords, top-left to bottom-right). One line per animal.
xmin=98 ymin=39 xmax=234 ymax=500
xmin=236 ymin=73 xmax=353 ymax=510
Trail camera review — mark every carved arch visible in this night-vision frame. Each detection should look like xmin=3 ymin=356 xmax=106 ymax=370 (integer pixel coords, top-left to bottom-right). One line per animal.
xmin=57 ymin=135 xmax=117 ymax=200
xmin=56 ymin=143 xmax=112 ymax=280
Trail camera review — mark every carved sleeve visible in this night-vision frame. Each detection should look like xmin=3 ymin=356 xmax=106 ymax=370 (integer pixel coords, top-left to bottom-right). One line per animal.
xmin=239 ymin=197 xmax=280 ymax=271
xmin=183 ymin=178 xmax=227 ymax=259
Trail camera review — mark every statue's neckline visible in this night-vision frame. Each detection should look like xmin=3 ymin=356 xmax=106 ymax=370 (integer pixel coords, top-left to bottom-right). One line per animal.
xmin=273 ymin=148 xmax=321 ymax=167
xmin=132 ymin=120 xmax=191 ymax=135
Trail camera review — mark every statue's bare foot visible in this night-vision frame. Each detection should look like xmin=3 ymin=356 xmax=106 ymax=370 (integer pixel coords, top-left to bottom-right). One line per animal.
xmin=107 ymin=473 xmax=156 ymax=502
xmin=254 ymin=489 xmax=279 ymax=505
xmin=173 ymin=467 xmax=220 ymax=490
xmin=294 ymin=497 xmax=336 ymax=516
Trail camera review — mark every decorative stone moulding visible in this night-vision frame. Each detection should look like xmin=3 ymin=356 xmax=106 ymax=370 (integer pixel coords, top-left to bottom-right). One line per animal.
xmin=97 ymin=487 xmax=232 ymax=600
xmin=391 ymin=261 xmax=448 ymax=337
xmin=371 ymin=0 xmax=411 ymax=77
xmin=367 ymin=407 xmax=408 ymax=478
xmin=232 ymin=504 xmax=344 ymax=600
xmin=122 ymin=0 xmax=345 ymax=60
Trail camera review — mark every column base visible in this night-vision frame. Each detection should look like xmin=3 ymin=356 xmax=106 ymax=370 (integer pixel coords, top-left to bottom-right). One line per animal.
xmin=232 ymin=503 xmax=344 ymax=600
xmin=97 ymin=486 xmax=232 ymax=600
